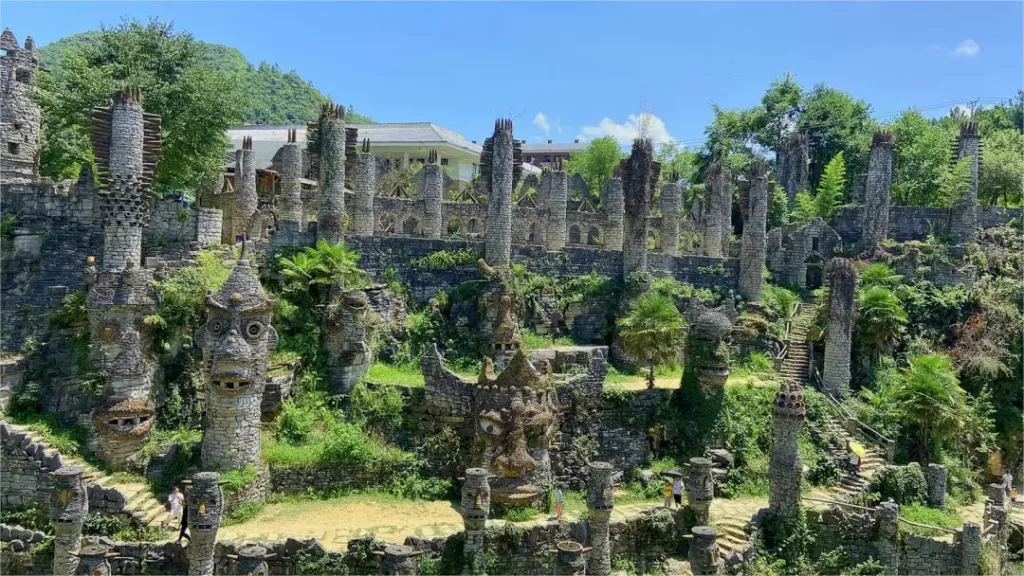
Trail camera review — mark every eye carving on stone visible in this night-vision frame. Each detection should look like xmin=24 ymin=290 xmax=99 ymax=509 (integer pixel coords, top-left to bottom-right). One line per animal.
xmin=210 ymin=320 xmax=223 ymax=335
xmin=245 ymin=321 xmax=265 ymax=339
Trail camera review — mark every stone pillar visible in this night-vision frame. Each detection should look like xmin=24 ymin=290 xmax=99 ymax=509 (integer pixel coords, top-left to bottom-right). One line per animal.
xmin=862 ymin=130 xmax=894 ymax=253
xmin=110 ymin=89 xmax=144 ymax=180
xmin=984 ymin=482 xmax=1009 ymax=568
xmin=739 ymin=160 xmax=768 ymax=301
xmin=421 ymin=150 xmax=443 ymax=239
xmin=317 ymin=103 xmax=347 ymax=245
xmin=660 ymin=180 xmax=681 ymax=255
xmin=75 ymin=543 xmax=116 ymax=576
xmin=718 ymin=173 xmax=733 ymax=257
xmin=687 ymin=457 xmax=714 ymax=525
xmin=950 ymin=121 xmax=981 ymax=243
xmin=461 ymin=468 xmax=490 ymax=575
xmin=186 ymin=472 xmax=224 ymax=576
xmin=586 ymin=461 xmax=615 ymax=576
xmin=768 ymin=381 xmax=805 ymax=521
xmin=621 ymin=138 xmax=657 ymax=280
xmin=351 ymin=141 xmax=377 ymax=237
xmin=485 ymin=119 xmax=515 ymax=266
xmin=0 ymin=29 xmax=42 ymax=184
xmin=959 ymin=522 xmax=982 ymax=576
xmin=689 ymin=526 xmax=723 ymax=576
xmin=378 ymin=544 xmax=420 ymax=576
xmin=823 ymin=258 xmax=856 ymax=397
xmin=702 ymin=162 xmax=728 ymax=258
xmin=555 ymin=541 xmax=587 ymax=576
xmin=778 ymin=133 xmax=810 ymax=207
xmin=874 ymin=501 xmax=900 ymax=576
xmin=237 ymin=137 xmax=257 ymax=240
xmin=49 ymin=465 xmax=88 ymax=576
xmin=603 ymin=177 xmax=625 ymax=251
xmin=101 ymin=177 xmax=147 ymax=270
xmin=926 ymin=463 xmax=948 ymax=508
xmin=278 ymin=129 xmax=304 ymax=229
xmin=543 ymin=169 xmax=568 ymax=251
xmin=236 ymin=544 xmax=270 ymax=576
xmin=324 ymin=290 xmax=371 ymax=395
xmin=198 ymin=258 xmax=276 ymax=472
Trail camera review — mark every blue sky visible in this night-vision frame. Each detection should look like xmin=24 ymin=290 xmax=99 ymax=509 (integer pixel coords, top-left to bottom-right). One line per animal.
xmin=4 ymin=2 xmax=1022 ymax=147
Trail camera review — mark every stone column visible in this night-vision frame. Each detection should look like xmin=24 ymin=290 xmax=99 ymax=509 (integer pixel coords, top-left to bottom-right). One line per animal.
xmin=0 ymin=29 xmax=43 ymax=184
xmin=984 ymin=483 xmax=1009 ymax=569
xmin=110 ymin=88 xmax=144 ymax=180
xmin=622 ymin=138 xmax=656 ymax=280
xmin=950 ymin=121 xmax=981 ymax=243
xmin=76 ymin=543 xmax=116 ymax=576
xmin=351 ymin=141 xmax=377 ymax=237
xmin=586 ymin=461 xmax=615 ymax=576
xmin=874 ymin=501 xmax=900 ymax=576
xmin=49 ymin=465 xmax=88 ymax=576
xmin=739 ymin=160 xmax=768 ymax=301
xmin=689 ymin=526 xmax=723 ymax=576
xmin=421 ymin=150 xmax=443 ymax=239
xmin=237 ymin=137 xmax=258 ymax=240
xmin=768 ymin=382 xmax=805 ymax=521
xmin=101 ymin=177 xmax=147 ymax=270
xmin=324 ymin=290 xmax=371 ymax=395
xmin=461 ymin=467 xmax=491 ymax=575
xmin=926 ymin=463 xmax=948 ymax=509
xmin=959 ymin=522 xmax=982 ymax=576
xmin=862 ymin=130 xmax=894 ymax=253
xmin=603 ymin=177 xmax=625 ymax=251
xmin=687 ymin=457 xmax=714 ymax=525
xmin=186 ymin=472 xmax=224 ymax=576
xmin=702 ymin=162 xmax=727 ymax=258
xmin=278 ymin=129 xmax=304 ymax=229
xmin=317 ymin=103 xmax=347 ymax=245
xmin=660 ymin=180 xmax=681 ymax=255
xmin=778 ymin=133 xmax=810 ymax=207
xmin=823 ymin=258 xmax=856 ymax=397
xmin=236 ymin=544 xmax=270 ymax=576
xmin=555 ymin=541 xmax=587 ymax=576
xmin=718 ymin=171 xmax=733 ymax=257
xmin=485 ymin=119 xmax=515 ymax=266
xmin=543 ymin=169 xmax=568 ymax=251
xmin=378 ymin=544 xmax=420 ymax=576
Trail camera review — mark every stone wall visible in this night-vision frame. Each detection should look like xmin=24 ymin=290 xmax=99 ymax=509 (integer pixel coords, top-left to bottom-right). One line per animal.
xmin=832 ymin=205 xmax=1021 ymax=246
xmin=145 ymin=198 xmax=222 ymax=248
xmin=268 ymin=463 xmax=382 ymax=494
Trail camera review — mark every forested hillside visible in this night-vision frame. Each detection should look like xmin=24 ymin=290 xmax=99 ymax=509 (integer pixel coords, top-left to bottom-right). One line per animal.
xmin=39 ymin=31 xmax=371 ymax=126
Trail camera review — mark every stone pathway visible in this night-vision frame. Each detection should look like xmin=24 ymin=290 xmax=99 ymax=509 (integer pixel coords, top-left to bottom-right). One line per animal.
xmin=777 ymin=303 xmax=817 ymax=386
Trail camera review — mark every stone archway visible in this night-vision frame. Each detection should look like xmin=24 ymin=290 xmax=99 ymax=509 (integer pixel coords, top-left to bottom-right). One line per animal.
xmin=804 ymin=253 xmax=824 ymax=290
xmin=403 ymin=217 xmax=419 ymax=236
xmin=587 ymin=226 xmax=602 ymax=247
xmin=569 ymin=225 xmax=581 ymax=244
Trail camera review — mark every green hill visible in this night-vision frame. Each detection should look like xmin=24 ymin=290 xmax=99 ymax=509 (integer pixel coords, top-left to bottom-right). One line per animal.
xmin=39 ymin=32 xmax=372 ymax=126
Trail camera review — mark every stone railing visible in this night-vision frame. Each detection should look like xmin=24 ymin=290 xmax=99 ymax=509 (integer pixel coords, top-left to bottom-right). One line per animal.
xmin=811 ymin=368 xmax=896 ymax=462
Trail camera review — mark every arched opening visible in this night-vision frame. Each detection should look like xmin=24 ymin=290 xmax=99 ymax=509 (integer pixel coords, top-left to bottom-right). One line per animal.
xmin=447 ymin=217 xmax=462 ymax=236
xmin=379 ymin=214 xmax=395 ymax=236
xmin=403 ymin=217 xmax=419 ymax=236
xmin=528 ymin=222 xmax=538 ymax=243
xmin=569 ymin=225 xmax=581 ymax=244
xmin=804 ymin=253 xmax=824 ymax=290
xmin=587 ymin=226 xmax=602 ymax=246
xmin=467 ymin=218 xmax=478 ymax=234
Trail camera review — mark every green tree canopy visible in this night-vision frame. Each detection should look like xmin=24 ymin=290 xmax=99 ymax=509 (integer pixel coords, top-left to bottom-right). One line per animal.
xmin=616 ymin=292 xmax=686 ymax=389
xmin=565 ymin=136 xmax=623 ymax=200
xmin=798 ymin=84 xmax=875 ymax=192
xmin=979 ymin=129 xmax=1024 ymax=207
xmin=856 ymin=285 xmax=908 ymax=359
xmin=888 ymin=109 xmax=954 ymax=206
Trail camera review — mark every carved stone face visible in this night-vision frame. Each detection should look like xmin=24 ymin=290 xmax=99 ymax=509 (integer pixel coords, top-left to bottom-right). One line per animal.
xmin=93 ymin=398 xmax=155 ymax=438
xmin=238 ymin=545 xmax=270 ymax=576
xmin=474 ymin=351 xmax=559 ymax=506
xmin=49 ymin=466 xmax=88 ymax=526
xmin=186 ymin=472 xmax=224 ymax=535
xmin=691 ymin=310 xmax=732 ymax=390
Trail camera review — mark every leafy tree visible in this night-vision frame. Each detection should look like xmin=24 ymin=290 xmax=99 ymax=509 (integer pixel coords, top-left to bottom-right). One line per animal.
xmin=798 ymin=84 xmax=875 ymax=191
xmin=37 ymin=18 xmax=246 ymax=195
xmin=656 ymin=141 xmax=699 ymax=184
xmin=891 ymin=354 xmax=969 ymax=463
xmin=768 ymin=183 xmax=788 ymax=229
xmin=980 ymin=129 xmax=1024 ymax=206
xmin=756 ymin=73 xmax=803 ymax=153
xmin=888 ymin=110 xmax=953 ymax=206
xmin=700 ymin=105 xmax=759 ymax=178
xmin=856 ymin=286 xmax=908 ymax=359
xmin=789 ymin=192 xmax=818 ymax=226
xmin=616 ymin=292 xmax=686 ymax=389
xmin=859 ymin=263 xmax=902 ymax=289
xmin=277 ymin=239 xmax=366 ymax=306
xmin=974 ymin=90 xmax=1024 ymax=136
xmin=934 ymin=157 xmax=974 ymax=209
xmin=814 ymin=151 xmax=846 ymax=219
xmin=565 ymin=137 xmax=623 ymax=199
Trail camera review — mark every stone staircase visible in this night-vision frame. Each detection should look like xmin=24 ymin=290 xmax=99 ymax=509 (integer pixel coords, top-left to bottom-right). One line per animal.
xmin=715 ymin=516 xmax=753 ymax=563
xmin=4 ymin=421 xmax=172 ymax=529
xmin=813 ymin=408 xmax=886 ymax=499
xmin=777 ymin=304 xmax=817 ymax=386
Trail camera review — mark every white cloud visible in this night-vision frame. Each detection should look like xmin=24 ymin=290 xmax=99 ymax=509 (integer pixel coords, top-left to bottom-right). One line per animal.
xmin=533 ymin=112 xmax=550 ymax=134
xmin=578 ymin=113 xmax=674 ymax=145
xmin=954 ymin=39 xmax=980 ymax=57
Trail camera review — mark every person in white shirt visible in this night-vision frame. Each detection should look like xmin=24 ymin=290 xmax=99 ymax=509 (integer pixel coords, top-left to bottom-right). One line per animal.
xmin=672 ymin=478 xmax=684 ymax=508
xmin=164 ymin=486 xmax=184 ymax=529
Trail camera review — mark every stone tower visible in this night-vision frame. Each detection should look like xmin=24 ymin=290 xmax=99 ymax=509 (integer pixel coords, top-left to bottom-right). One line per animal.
xmin=602 ymin=176 xmax=625 ymax=251
xmin=0 ymin=28 xmax=41 ymax=184
xmin=351 ymin=138 xmax=377 ymax=237
xmin=229 ymin=136 xmax=258 ymax=243
xmin=461 ymin=468 xmax=491 ymax=575
xmin=185 ymin=472 xmax=224 ymax=576
xmin=689 ymin=526 xmax=723 ymax=576
xmin=686 ymin=457 xmax=714 ymax=525
xmin=324 ymin=289 xmax=371 ymax=395
xmin=822 ymin=258 xmax=856 ymax=396
xmin=702 ymin=162 xmax=728 ymax=258
xmin=926 ymin=463 xmax=948 ymax=509
xmin=660 ymin=178 xmax=682 ymax=255
xmin=197 ymin=254 xmax=277 ymax=471
xmin=278 ymin=128 xmax=304 ymax=229
xmin=874 ymin=501 xmax=900 ymax=575
xmin=49 ymin=465 xmax=88 ymax=576
xmin=739 ymin=159 xmax=768 ymax=301
xmin=421 ymin=150 xmax=444 ymax=238
xmin=862 ymin=130 xmax=894 ymax=253
xmin=621 ymin=138 xmax=660 ymax=280
xmin=777 ymin=132 xmax=810 ymax=207
xmin=586 ymin=461 xmax=615 ymax=576
xmin=236 ymin=544 xmax=271 ymax=576
xmin=542 ymin=166 xmax=568 ymax=251
xmin=482 ymin=119 xmax=522 ymax=266
xmin=768 ymin=380 xmax=805 ymax=520
xmin=313 ymin=102 xmax=347 ymax=244
xmin=949 ymin=121 xmax=981 ymax=243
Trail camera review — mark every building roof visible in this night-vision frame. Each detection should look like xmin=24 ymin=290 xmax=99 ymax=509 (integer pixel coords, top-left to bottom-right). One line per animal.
xmin=521 ymin=141 xmax=587 ymax=155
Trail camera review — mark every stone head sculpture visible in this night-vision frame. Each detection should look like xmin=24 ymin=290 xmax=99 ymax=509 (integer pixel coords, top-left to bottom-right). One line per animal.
xmin=474 ymin=350 xmax=559 ymax=506
xmin=72 ymin=543 xmax=118 ymax=576
xmin=185 ymin=472 xmax=224 ymax=534
xmin=233 ymin=544 xmax=273 ymax=576
xmin=91 ymin=398 xmax=155 ymax=467
xmin=690 ymin=309 xmax=733 ymax=391
xmin=49 ymin=466 xmax=88 ymax=526
xmin=373 ymin=544 xmax=422 ymax=576
xmin=461 ymin=467 xmax=492 ymax=531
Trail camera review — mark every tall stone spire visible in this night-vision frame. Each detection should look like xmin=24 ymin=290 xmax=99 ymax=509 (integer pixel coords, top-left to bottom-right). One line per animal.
xmin=277 ymin=128 xmax=304 ymax=229
xmin=543 ymin=166 xmax=568 ymax=251
xmin=0 ymin=28 xmax=42 ymax=184
xmin=351 ymin=138 xmax=376 ymax=236
xmin=185 ymin=472 xmax=224 ymax=576
xmin=313 ymin=102 xmax=347 ymax=244
xmin=777 ymin=132 xmax=810 ymax=207
xmin=862 ymin=130 xmax=894 ymax=253
xmin=49 ymin=466 xmax=88 ymax=576
xmin=702 ymin=162 xmax=728 ymax=258
xmin=768 ymin=381 xmax=805 ymax=520
xmin=602 ymin=176 xmax=625 ymax=251
xmin=586 ymin=461 xmax=615 ymax=576
xmin=823 ymin=258 xmax=856 ymax=396
xmin=482 ymin=119 xmax=521 ymax=266
xmin=739 ymin=159 xmax=768 ymax=301
xmin=461 ymin=467 xmax=491 ymax=575
xmin=621 ymin=138 xmax=659 ymax=279
xmin=949 ymin=120 xmax=981 ymax=243
xmin=421 ymin=149 xmax=444 ymax=238
xmin=660 ymin=178 xmax=682 ymax=255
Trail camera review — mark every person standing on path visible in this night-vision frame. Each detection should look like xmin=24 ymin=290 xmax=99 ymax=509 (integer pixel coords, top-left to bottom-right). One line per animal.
xmin=1003 ymin=469 xmax=1014 ymax=499
xmin=176 ymin=492 xmax=191 ymax=544
xmin=554 ymin=487 xmax=564 ymax=519
xmin=672 ymin=477 xmax=684 ymax=508
xmin=663 ymin=480 xmax=673 ymax=509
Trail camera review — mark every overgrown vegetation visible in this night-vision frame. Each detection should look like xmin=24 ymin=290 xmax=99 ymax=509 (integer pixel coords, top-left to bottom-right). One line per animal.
xmin=410 ymin=248 xmax=479 ymax=270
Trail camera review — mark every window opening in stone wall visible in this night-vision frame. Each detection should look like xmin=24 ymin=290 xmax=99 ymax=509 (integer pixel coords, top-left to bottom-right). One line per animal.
xmin=587 ymin=226 xmax=602 ymax=246
xmin=528 ymin=222 xmax=538 ymax=243
xmin=15 ymin=68 xmax=30 ymax=83
xmin=7 ymin=142 xmax=19 ymax=155
xmin=812 ymin=237 xmax=819 ymax=251
xmin=468 ymin=219 xmax=478 ymax=234
xmin=13 ymin=123 xmax=22 ymax=131
xmin=569 ymin=225 xmax=581 ymax=244
xmin=403 ymin=217 xmax=419 ymax=236
xmin=440 ymin=158 xmax=448 ymax=166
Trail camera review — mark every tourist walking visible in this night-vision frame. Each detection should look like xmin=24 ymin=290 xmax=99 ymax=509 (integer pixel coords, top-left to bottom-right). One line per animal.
xmin=1003 ymin=469 xmax=1014 ymax=499
xmin=176 ymin=492 xmax=191 ymax=544
xmin=164 ymin=486 xmax=184 ymax=530
xmin=663 ymin=480 xmax=673 ymax=509
xmin=672 ymin=477 xmax=684 ymax=508
xmin=554 ymin=487 xmax=564 ymax=519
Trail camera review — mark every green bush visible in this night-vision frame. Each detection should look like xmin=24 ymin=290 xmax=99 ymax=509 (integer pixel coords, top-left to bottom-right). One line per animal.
xmin=868 ymin=463 xmax=928 ymax=505
xmin=349 ymin=381 xmax=405 ymax=439
xmin=223 ymin=501 xmax=265 ymax=526
xmin=410 ymin=248 xmax=480 ymax=270
xmin=898 ymin=503 xmax=963 ymax=536
xmin=220 ymin=466 xmax=257 ymax=495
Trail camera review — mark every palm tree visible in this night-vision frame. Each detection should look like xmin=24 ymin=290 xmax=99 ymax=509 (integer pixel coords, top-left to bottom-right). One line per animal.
xmin=856 ymin=286 xmax=908 ymax=358
xmin=859 ymin=263 xmax=903 ymax=289
xmin=617 ymin=292 xmax=687 ymax=389
xmin=892 ymin=354 xmax=969 ymax=463
xmin=277 ymin=240 xmax=366 ymax=304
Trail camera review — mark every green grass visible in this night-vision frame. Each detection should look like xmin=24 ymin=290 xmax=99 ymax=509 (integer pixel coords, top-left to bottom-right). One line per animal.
xmin=499 ymin=507 xmax=538 ymax=522
xmin=898 ymin=503 xmax=963 ymax=537
xmin=519 ymin=328 xmax=574 ymax=351
xmin=365 ymin=362 xmax=425 ymax=387
xmin=261 ymin=428 xmax=417 ymax=471
xmin=7 ymin=413 xmax=87 ymax=458
xmin=223 ymin=500 xmax=265 ymax=526
xmin=220 ymin=466 xmax=258 ymax=495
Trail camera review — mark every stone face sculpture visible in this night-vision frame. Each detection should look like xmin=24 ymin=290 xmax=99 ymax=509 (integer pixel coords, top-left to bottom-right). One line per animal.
xmin=687 ymin=457 xmax=714 ymax=525
xmin=73 ymin=543 xmax=117 ymax=576
xmin=235 ymin=544 xmax=272 ymax=576
xmin=689 ymin=526 xmax=723 ymax=575
xmin=197 ymin=255 xmax=277 ymax=471
xmin=555 ymin=541 xmax=588 ymax=576
xmin=376 ymin=544 xmax=422 ymax=576
xmin=324 ymin=289 xmax=372 ymax=395
xmin=684 ymin=310 xmax=733 ymax=392
xmin=473 ymin=350 xmax=559 ymax=507
xmin=586 ymin=461 xmax=615 ymax=576
xmin=477 ymin=259 xmax=522 ymax=369
xmin=50 ymin=465 xmax=88 ymax=576
xmin=186 ymin=472 xmax=224 ymax=576
xmin=461 ymin=468 xmax=491 ymax=575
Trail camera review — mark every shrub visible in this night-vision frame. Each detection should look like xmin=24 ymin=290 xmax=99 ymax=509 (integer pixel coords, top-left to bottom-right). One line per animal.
xmin=223 ymin=501 xmax=264 ymax=526
xmin=868 ymin=463 xmax=928 ymax=505
xmin=410 ymin=248 xmax=479 ymax=270
xmin=220 ymin=466 xmax=257 ymax=495
xmin=349 ymin=381 xmax=405 ymax=439
xmin=898 ymin=503 xmax=963 ymax=537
